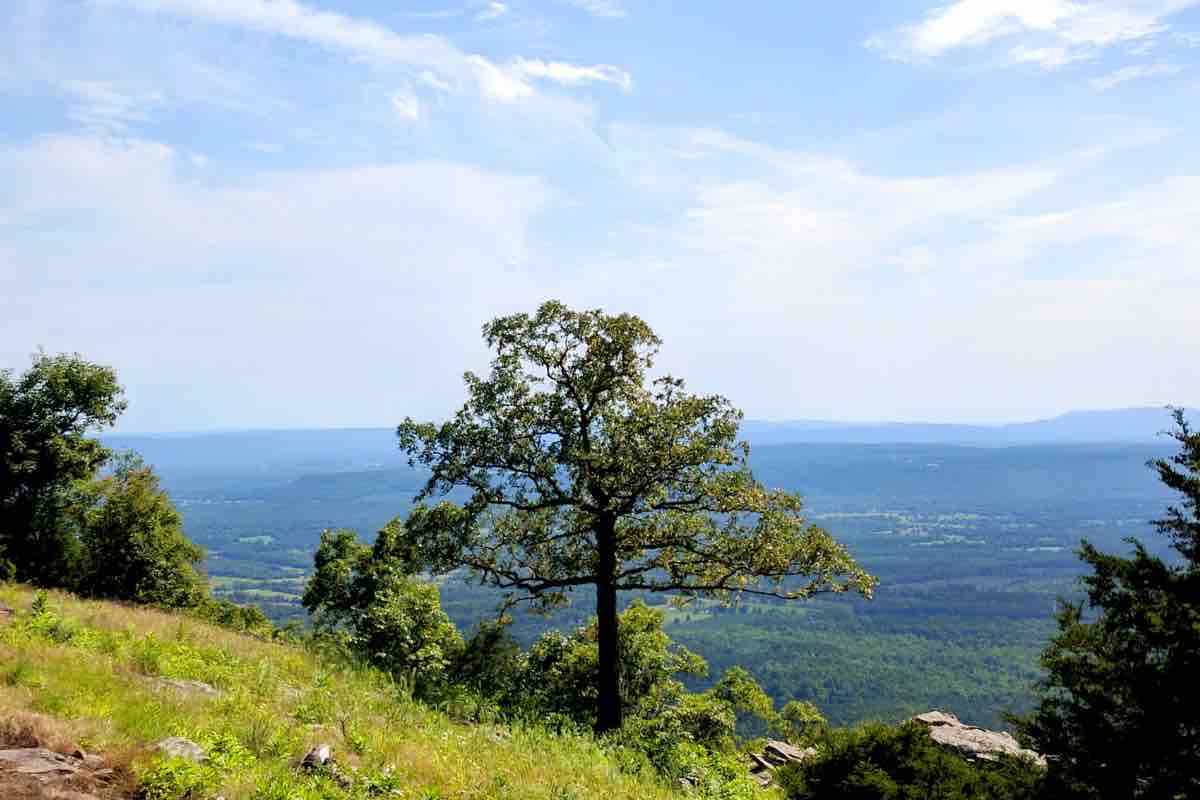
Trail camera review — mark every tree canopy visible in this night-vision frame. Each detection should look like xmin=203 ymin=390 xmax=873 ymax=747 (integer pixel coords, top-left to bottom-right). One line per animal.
xmin=397 ymin=300 xmax=875 ymax=731
xmin=0 ymin=352 xmax=126 ymax=582
xmin=74 ymin=453 xmax=206 ymax=608
xmin=1022 ymin=408 xmax=1200 ymax=799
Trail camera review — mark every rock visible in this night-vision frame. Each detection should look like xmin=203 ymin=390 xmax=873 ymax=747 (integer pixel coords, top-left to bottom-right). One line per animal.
xmin=747 ymin=739 xmax=818 ymax=787
xmin=911 ymin=710 xmax=1046 ymax=767
xmin=763 ymin=740 xmax=817 ymax=765
xmin=0 ymin=748 xmax=83 ymax=783
xmin=300 ymin=744 xmax=352 ymax=788
xmin=300 ymin=744 xmax=333 ymax=769
xmin=148 ymin=677 xmax=223 ymax=699
xmin=44 ymin=789 xmax=101 ymax=800
xmin=154 ymin=737 xmax=207 ymax=763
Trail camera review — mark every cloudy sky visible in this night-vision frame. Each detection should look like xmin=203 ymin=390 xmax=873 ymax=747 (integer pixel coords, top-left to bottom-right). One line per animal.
xmin=2 ymin=1 xmax=1198 ymax=431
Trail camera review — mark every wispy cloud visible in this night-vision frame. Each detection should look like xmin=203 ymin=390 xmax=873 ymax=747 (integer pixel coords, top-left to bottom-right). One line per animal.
xmin=1090 ymin=61 xmax=1182 ymax=88
xmin=105 ymin=0 xmax=623 ymax=106
xmin=562 ymin=0 xmax=627 ymax=19
xmin=867 ymin=0 xmax=1200 ymax=69
xmin=391 ymin=85 xmax=422 ymax=121
xmin=511 ymin=58 xmax=632 ymax=90
xmin=475 ymin=2 xmax=508 ymax=22
xmin=61 ymin=80 xmax=162 ymax=131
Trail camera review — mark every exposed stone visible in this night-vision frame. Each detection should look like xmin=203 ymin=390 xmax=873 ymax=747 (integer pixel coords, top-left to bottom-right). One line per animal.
xmin=763 ymin=740 xmax=817 ymax=765
xmin=911 ymin=710 xmax=1046 ymax=767
xmin=747 ymin=739 xmax=818 ymax=787
xmin=0 ymin=748 xmax=83 ymax=783
xmin=154 ymin=736 xmax=207 ymax=763
xmin=44 ymin=789 xmax=101 ymax=800
xmin=299 ymin=744 xmax=352 ymax=788
xmin=300 ymin=744 xmax=333 ymax=769
xmin=148 ymin=677 xmax=223 ymax=699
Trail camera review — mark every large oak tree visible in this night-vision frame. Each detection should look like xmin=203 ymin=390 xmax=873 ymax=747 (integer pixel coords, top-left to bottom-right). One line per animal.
xmin=398 ymin=301 xmax=875 ymax=732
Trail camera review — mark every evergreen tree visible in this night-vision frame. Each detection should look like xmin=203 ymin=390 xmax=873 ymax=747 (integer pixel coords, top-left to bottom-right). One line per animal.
xmin=1023 ymin=408 xmax=1200 ymax=799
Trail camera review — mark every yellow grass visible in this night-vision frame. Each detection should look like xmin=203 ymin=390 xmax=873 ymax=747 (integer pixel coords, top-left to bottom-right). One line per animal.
xmin=0 ymin=584 xmax=684 ymax=800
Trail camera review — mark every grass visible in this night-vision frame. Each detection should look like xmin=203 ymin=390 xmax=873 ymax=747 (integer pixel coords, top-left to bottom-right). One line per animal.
xmin=0 ymin=584 xmax=688 ymax=800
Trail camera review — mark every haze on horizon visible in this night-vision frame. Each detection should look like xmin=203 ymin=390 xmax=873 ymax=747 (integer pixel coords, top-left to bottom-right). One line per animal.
xmin=2 ymin=1 xmax=1198 ymax=433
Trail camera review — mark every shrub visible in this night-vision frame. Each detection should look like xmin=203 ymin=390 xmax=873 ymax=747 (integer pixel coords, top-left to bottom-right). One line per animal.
xmin=776 ymin=721 xmax=1044 ymax=800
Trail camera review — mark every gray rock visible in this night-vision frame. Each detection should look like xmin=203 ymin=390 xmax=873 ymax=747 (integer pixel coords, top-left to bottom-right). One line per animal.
xmin=763 ymin=740 xmax=817 ymax=765
xmin=747 ymin=739 xmax=818 ymax=787
xmin=148 ymin=677 xmax=223 ymax=699
xmin=911 ymin=710 xmax=1046 ymax=767
xmin=0 ymin=748 xmax=83 ymax=782
xmin=300 ymin=744 xmax=352 ymax=788
xmin=300 ymin=744 xmax=333 ymax=769
xmin=154 ymin=737 xmax=207 ymax=763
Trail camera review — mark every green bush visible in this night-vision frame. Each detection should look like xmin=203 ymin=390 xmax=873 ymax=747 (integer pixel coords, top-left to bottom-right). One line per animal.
xmin=776 ymin=722 xmax=1044 ymax=800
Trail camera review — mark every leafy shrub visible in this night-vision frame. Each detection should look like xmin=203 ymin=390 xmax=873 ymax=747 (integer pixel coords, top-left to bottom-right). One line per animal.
xmin=776 ymin=721 xmax=1044 ymax=800
xmin=136 ymin=731 xmax=255 ymax=800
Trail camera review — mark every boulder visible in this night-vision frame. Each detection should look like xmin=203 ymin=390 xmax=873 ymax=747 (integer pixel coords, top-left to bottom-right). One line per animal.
xmin=299 ymin=744 xmax=352 ymax=788
xmin=911 ymin=710 xmax=1046 ymax=767
xmin=763 ymin=740 xmax=817 ymax=765
xmin=747 ymin=739 xmax=818 ymax=787
xmin=154 ymin=737 xmax=207 ymax=763
xmin=300 ymin=744 xmax=333 ymax=769
xmin=148 ymin=677 xmax=223 ymax=699
xmin=0 ymin=748 xmax=83 ymax=783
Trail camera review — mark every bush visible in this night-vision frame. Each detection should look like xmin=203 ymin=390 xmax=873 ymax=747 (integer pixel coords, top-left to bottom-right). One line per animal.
xmin=776 ymin=722 xmax=1044 ymax=800
xmin=75 ymin=454 xmax=204 ymax=608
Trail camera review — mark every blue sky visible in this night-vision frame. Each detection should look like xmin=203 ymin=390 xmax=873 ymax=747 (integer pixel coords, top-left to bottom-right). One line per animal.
xmin=2 ymin=1 xmax=1198 ymax=431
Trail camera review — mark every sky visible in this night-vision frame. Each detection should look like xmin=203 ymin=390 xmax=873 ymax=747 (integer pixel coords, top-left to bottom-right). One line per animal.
xmin=1 ymin=0 xmax=1198 ymax=432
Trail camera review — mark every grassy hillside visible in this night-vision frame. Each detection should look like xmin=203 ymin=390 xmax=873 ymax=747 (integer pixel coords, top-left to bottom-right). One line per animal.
xmin=0 ymin=584 xmax=698 ymax=800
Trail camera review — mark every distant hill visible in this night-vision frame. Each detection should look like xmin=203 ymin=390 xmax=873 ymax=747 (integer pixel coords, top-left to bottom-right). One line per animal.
xmin=742 ymin=407 xmax=1193 ymax=447
xmin=106 ymin=407 xmax=1192 ymax=492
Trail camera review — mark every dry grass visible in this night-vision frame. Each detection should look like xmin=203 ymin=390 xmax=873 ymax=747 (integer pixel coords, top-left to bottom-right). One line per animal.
xmin=0 ymin=584 xmax=687 ymax=800
xmin=0 ymin=710 xmax=80 ymax=753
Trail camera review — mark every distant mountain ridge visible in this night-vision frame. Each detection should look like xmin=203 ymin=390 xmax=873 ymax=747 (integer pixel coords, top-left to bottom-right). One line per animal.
xmin=742 ymin=407 xmax=1192 ymax=446
xmin=103 ymin=407 xmax=1192 ymax=493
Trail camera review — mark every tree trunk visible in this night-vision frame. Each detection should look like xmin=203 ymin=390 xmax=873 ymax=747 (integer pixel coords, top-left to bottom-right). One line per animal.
xmin=595 ymin=519 xmax=622 ymax=733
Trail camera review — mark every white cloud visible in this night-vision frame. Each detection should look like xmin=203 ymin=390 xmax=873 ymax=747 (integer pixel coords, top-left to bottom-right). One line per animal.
xmin=391 ymin=86 xmax=422 ymax=121
xmin=475 ymin=2 xmax=508 ymax=21
xmin=510 ymin=58 xmax=632 ymax=90
xmin=468 ymin=56 xmax=534 ymax=101
xmin=104 ymin=0 xmax=616 ymax=107
xmin=869 ymin=0 xmax=1200 ymax=68
xmin=563 ymin=0 xmax=627 ymax=19
xmin=60 ymin=80 xmax=163 ymax=131
xmin=246 ymin=141 xmax=283 ymax=153
xmin=1090 ymin=61 xmax=1182 ymax=88
xmin=0 ymin=133 xmax=557 ymax=429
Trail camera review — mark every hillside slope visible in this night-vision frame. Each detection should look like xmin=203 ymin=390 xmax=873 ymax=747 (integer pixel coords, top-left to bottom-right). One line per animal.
xmin=0 ymin=585 xmax=690 ymax=800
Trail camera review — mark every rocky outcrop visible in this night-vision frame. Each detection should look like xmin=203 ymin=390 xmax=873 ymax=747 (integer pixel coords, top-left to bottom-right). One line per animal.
xmin=911 ymin=710 xmax=1046 ymax=766
xmin=747 ymin=739 xmax=818 ymax=787
xmin=0 ymin=748 xmax=84 ymax=783
xmin=154 ymin=736 xmax=207 ymax=762
xmin=0 ymin=747 xmax=118 ymax=800
xmin=147 ymin=677 xmax=223 ymax=699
